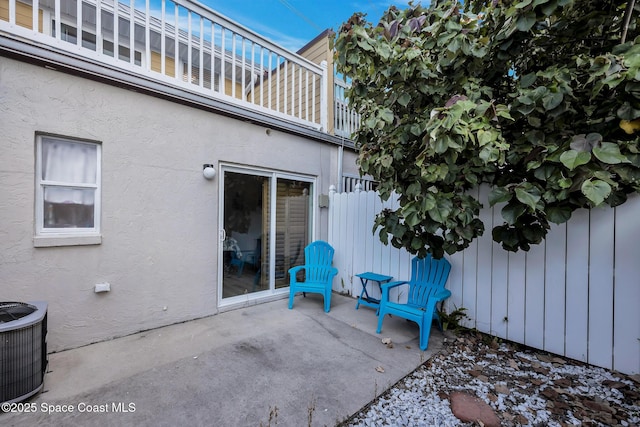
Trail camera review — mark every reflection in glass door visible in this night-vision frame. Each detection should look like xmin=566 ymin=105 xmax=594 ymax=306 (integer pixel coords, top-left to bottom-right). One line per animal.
xmin=221 ymin=168 xmax=313 ymax=301
xmin=222 ymin=171 xmax=270 ymax=298
xmin=273 ymin=179 xmax=311 ymax=289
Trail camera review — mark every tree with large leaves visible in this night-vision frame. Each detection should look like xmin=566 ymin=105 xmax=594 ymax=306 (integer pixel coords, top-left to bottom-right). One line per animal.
xmin=334 ymin=0 xmax=640 ymax=258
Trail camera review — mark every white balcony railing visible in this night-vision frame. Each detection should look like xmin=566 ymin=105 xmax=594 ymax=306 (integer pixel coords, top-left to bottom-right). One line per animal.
xmin=334 ymin=77 xmax=360 ymax=139
xmin=0 ymin=0 xmax=328 ymax=131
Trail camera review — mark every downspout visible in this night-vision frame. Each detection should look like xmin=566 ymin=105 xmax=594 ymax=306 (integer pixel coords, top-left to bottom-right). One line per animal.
xmin=338 ymin=136 xmax=344 ymax=193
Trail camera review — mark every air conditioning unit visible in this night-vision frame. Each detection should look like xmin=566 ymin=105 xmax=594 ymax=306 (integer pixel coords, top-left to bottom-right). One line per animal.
xmin=0 ymin=301 xmax=48 ymax=404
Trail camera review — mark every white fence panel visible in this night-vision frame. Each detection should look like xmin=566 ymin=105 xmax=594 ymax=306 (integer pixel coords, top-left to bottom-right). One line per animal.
xmin=506 ymin=250 xmax=526 ymax=344
xmin=328 ymin=189 xmax=640 ymax=374
xmin=565 ymin=208 xmax=590 ymax=363
xmin=491 ymin=202 xmax=509 ymax=340
xmin=613 ymin=195 xmax=640 ymax=374
xmin=589 ymin=206 xmax=616 ymax=370
xmin=476 ymin=185 xmax=494 ymax=334
xmin=544 ymin=223 xmax=567 ymax=356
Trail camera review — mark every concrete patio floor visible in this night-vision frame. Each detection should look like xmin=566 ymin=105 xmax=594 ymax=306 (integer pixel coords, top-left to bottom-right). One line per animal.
xmin=1 ymin=293 xmax=446 ymax=426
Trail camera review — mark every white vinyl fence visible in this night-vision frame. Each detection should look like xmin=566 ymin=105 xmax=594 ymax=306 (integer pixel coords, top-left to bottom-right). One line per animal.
xmin=327 ymin=187 xmax=640 ymax=375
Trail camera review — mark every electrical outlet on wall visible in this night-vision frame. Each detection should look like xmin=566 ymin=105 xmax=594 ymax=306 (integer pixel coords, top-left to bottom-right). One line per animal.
xmin=94 ymin=283 xmax=111 ymax=293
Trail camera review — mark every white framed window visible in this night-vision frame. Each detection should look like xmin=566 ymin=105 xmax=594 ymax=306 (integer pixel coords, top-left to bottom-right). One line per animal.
xmin=34 ymin=134 xmax=102 ymax=247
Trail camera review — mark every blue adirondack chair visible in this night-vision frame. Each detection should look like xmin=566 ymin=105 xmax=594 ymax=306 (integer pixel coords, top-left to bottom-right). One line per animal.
xmin=288 ymin=241 xmax=338 ymax=313
xmin=229 ymin=250 xmax=245 ymax=277
xmin=376 ymin=254 xmax=452 ymax=351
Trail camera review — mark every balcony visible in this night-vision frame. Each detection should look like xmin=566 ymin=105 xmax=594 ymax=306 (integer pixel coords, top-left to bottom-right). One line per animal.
xmin=333 ymin=75 xmax=360 ymax=139
xmin=0 ymin=0 xmax=359 ymax=137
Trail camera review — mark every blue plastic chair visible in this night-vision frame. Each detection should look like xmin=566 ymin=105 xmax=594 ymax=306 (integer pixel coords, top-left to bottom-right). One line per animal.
xmin=376 ymin=255 xmax=452 ymax=351
xmin=288 ymin=241 xmax=338 ymax=313
xmin=229 ymin=251 xmax=245 ymax=277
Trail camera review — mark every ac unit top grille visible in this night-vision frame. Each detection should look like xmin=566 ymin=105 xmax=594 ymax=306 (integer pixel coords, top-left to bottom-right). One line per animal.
xmin=0 ymin=302 xmax=37 ymax=324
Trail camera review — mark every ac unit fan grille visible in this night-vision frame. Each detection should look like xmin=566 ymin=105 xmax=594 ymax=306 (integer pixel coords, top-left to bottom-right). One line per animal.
xmin=0 ymin=301 xmax=48 ymax=404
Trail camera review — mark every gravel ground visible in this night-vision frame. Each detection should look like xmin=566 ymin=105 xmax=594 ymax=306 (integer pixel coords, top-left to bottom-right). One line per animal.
xmin=341 ymin=331 xmax=640 ymax=427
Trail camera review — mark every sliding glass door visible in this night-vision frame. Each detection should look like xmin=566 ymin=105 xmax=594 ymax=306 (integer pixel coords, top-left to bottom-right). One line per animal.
xmin=220 ymin=167 xmax=313 ymax=303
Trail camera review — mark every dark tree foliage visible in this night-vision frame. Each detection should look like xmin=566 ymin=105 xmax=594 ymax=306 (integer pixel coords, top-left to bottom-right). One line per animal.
xmin=334 ymin=0 xmax=640 ymax=258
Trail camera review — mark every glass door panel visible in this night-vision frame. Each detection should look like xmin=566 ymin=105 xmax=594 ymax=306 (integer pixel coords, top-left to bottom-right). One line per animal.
xmin=222 ymin=171 xmax=269 ymax=298
xmin=274 ymin=179 xmax=312 ymax=289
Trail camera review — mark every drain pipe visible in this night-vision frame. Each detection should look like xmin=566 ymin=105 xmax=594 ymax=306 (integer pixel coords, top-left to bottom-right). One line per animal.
xmin=337 ymin=136 xmax=344 ymax=193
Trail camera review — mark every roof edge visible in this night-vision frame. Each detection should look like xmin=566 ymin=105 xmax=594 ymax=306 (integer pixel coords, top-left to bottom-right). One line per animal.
xmin=297 ymin=29 xmax=335 ymax=55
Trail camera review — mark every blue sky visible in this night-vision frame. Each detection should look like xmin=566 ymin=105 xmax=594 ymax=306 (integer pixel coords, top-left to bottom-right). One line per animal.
xmin=200 ymin=0 xmax=413 ymax=52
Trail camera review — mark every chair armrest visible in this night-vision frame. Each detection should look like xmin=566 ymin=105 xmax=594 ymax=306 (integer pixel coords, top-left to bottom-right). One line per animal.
xmin=289 ymin=265 xmax=305 ymax=276
xmin=380 ymin=280 xmax=408 ymax=302
xmin=432 ymin=289 xmax=452 ymax=301
xmin=380 ymin=280 xmax=408 ymax=291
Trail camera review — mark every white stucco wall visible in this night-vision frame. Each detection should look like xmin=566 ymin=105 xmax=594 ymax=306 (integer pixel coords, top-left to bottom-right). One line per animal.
xmin=0 ymin=57 xmax=351 ymax=351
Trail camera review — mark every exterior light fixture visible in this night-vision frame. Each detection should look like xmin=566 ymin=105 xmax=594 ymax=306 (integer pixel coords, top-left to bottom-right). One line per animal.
xmin=202 ymin=164 xmax=216 ymax=180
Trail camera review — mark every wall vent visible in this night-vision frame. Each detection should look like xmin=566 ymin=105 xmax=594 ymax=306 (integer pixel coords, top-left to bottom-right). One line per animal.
xmin=0 ymin=301 xmax=48 ymax=404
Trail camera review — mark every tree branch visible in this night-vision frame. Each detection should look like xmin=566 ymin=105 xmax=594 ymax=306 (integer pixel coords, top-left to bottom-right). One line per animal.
xmin=621 ymin=0 xmax=636 ymax=44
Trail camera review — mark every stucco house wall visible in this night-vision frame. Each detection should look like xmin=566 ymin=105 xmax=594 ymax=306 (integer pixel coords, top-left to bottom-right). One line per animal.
xmin=0 ymin=57 xmax=357 ymax=351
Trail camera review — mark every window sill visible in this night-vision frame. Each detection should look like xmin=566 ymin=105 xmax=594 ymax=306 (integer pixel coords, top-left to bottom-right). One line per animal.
xmin=34 ymin=234 xmax=102 ymax=247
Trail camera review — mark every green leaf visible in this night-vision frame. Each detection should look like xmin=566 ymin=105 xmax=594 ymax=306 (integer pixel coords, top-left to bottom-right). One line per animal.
xmin=581 ymin=179 xmax=612 ymax=206
xmin=592 ymin=142 xmax=630 ymax=164
xmin=379 ymin=109 xmax=394 ymax=124
xmin=570 ymin=133 xmax=602 ymax=152
xmin=356 ymin=37 xmax=374 ymax=52
xmin=488 ymin=187 xmax=512 ymax=206
xmin=516 ymin=11 xmax=537 ymax=32
xmin=520 ymin=73 xmax=537 ymax=88
xmin=405 ymin=47 xmax=421 ymax=61
xmin=477 ymin=129 xmax=496 ymax=147
xmin=397 ymin=93 xmax=412 ymax=107
xmin=517 ymin=94 xmax=535 ymax=105
xmin=607 ymin=190 xmax=627 ymax=207
xmin=533 ymin=0 xmax=553 ymax=10
xmin=560 ymin=150 xmax=591 ymax=170
xmin=533 ymin=165 xmax=557 ymax=180
xmin=406 ymin=181 xmax=421 ymax=197
xmin=420 ymin=194 xmax=436 ymax=211
xmin=379 ymin=154 xmax=393 ymax=168
xmin=410 ymin=123 xmax=423 ymax=136
xmin=515 ymin=103 xmax=536 ymax=115
xmin=616 ymin=103 xmax=640 ymax=120
xmin=375 ymin=42 xmax=392 ymax=59
xmin=404 ymin=209 xmax=422 ymax=227
xmin=501 ymin=203 xmax=526 ymax=225
xmin=432 ymin=136 xmax=450 ymax=154
xmin=547 ymin=206 xmax=572 ymax=224
xmin=542 ymin=0 xmax=561 ymax=14
xmin=411 ymin=236 xmax=424 ymax=250
xmin=515 ymin=185 xmax=541 ymax=209
xmin=515 ymin=0 xmax=532 ymax=8
xmin=558 ymin=177 xmax=572 ymax=188
xmin=428 ymin=198 xmax=453 ymax=223
xmin=522 ymin=224 xmax=545 ymax=244
xmin=479 ymin=146 xmax=500 ymax=163
xmin=527 ymin=115 xmax=541 ymax=127
xmin=542 ymin=91 xmax=563 ymax=110
xmin=492 ymin=225 xmax=520 ymax=250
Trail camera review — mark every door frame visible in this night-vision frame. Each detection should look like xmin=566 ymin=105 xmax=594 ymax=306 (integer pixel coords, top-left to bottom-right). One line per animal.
xmin=217 ymin=164 xmax=317 ymax=309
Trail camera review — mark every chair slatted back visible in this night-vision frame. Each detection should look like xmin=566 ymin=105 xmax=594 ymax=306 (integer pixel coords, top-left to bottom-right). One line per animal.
xmin=304 ymin=241 xmax=335 ymax=282
xmin=407 ymin=254 xmax=451 ymax=307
